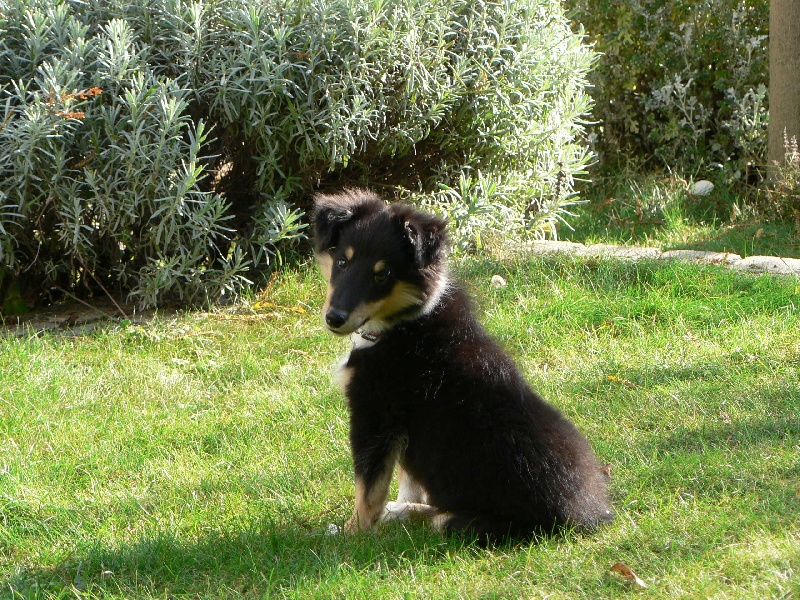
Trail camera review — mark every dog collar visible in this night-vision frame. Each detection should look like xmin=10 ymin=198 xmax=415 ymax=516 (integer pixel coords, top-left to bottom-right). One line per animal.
xmin=352 ymin=328 xmax=381 ymax=348
xmin=358 ymin=329 xmax=381 ymax=343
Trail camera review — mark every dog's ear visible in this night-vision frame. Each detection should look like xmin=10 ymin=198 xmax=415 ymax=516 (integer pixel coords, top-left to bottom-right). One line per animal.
xmin=391 ymin=205 xmax=448 ymax=268
xmin=312 ymin=193 xmax=356 ymax=253
xmin=313 ymin=189 xmax=384 ymax=252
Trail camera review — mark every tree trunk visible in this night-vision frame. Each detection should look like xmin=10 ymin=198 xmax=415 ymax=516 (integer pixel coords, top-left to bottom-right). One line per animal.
xmin=768 ymin=0 xmax=800 ymax=174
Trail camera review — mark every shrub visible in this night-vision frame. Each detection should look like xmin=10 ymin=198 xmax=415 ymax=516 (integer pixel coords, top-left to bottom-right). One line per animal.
xmin=763 ymin=132 xmax=800 ymax=222
xmin=0 ymin=0 xmax=596 ymax=309
xmin=570 ymin=0 xmax=768 ymax=185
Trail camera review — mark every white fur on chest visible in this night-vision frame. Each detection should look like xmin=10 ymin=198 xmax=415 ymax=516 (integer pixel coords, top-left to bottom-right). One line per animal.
xmin=333 ymin=332 xmax=379 ymax=393
xmin=334 ymin=352 xmax=354 ymax=393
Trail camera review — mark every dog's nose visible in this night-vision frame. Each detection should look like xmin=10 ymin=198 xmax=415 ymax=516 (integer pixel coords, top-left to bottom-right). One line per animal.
xmin=325 ymin=308 xmax=348 ymax=329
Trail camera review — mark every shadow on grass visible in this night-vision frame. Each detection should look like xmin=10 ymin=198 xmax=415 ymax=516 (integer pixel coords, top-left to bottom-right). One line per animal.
xmin=4 ymin=520 xmax=462 ymax=597
xmin=593 ymin=359 xmax=800 ymax=394
xmin=651 ymin=413 xmax=800 ymax=455
xmin=559 ymin=356 xmax=800 ymax=509
xmin=580 ymin=359 xmax=800 ymax=443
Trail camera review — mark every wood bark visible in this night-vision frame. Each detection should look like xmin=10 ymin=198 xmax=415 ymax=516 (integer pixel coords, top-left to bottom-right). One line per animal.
xmin=768 ymin=0 xmax=800 ymax=173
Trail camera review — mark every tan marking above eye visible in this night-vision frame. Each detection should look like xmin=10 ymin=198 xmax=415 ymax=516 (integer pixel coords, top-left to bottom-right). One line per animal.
xmin=345 ymin=247 xmax=355 ymax=260
xmin=373 ymin=260 xmax=386 ymax=273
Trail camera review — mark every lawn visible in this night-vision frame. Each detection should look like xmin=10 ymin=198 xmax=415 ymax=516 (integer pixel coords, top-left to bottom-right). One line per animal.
xmin=568 ymin=176 xmax=800 ymax=259
xmin=2 ymin=255 xmax=799 ymax=598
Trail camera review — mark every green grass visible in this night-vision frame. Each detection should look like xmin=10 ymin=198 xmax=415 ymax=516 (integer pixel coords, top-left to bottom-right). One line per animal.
xmin=2 ymin=256 xmax=799 ymax=598
xmin=567 ymin=176 xmax=800 ymax=258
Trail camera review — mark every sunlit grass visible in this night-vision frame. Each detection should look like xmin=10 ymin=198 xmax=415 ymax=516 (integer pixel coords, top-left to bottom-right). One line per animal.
xmin=568 ymin=176 xmax=800 ymax=258
xmin=2 ymin=256 xmax=799 ymax=598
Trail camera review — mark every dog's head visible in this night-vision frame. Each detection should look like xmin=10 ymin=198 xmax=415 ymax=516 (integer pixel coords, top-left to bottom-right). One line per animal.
xmin=313 ymin=189 xmax=449 ymax=335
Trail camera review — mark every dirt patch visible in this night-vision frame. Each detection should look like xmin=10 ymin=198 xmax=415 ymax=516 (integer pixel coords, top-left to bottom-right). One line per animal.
xmin=1 ymin=299 xmax=169 ymax=338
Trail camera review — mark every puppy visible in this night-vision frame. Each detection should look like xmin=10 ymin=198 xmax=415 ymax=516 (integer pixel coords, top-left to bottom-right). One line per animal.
xmin=313 ymin=188 xmax=613 ymax=543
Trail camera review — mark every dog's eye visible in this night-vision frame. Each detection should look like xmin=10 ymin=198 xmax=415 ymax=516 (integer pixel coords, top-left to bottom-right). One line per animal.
xmin=373 ymin=270 xmax=390 ymax=283
xmin=337 ymin=258 xmax=348 ymax=270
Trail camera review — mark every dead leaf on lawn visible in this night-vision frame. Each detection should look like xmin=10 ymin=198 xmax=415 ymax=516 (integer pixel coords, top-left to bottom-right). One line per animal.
xmin=600 ymin=463 xmax=613 ymax=478
xmin=251 ymin=300 xmax=307 ymax=314
xmin=611 ymin=562 xmax=648 ymax=588
xmin=607 ymin=375 xmax=638 ymax=387
xmin=252 ymin=300 xmax=277 ymax=310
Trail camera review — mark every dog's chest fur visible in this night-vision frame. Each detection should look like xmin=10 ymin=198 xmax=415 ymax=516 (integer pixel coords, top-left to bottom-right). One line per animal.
xmin=336 ymin=286 xmax=501 ymax=432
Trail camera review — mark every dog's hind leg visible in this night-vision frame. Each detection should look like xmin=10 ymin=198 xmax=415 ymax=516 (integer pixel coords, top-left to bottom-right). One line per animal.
xmin=380 ymin=505 xmax=530 ymax=544
xmin=429 ymin=511 xmax=537 ymax=545
xmin=396 ymin=465 xmax=428 ymax=504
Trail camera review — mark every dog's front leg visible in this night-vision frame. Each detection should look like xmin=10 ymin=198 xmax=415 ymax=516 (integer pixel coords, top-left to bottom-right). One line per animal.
xmin=345 ymin=442 xmax=398 ymax=533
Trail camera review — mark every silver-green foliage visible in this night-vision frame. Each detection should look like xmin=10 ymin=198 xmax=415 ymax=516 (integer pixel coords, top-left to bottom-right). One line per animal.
xmin=0 ymin=6 xmax=270 ymax=307
xmin=0 ymin=0 xmax=595 ymax=306
xmin=571 ymin=0 xmax=768 ymax=183
xmin=197 ymin=0 xmax=596 ymax=247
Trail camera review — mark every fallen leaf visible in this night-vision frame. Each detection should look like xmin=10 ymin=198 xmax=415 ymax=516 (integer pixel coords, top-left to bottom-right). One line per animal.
xmin=251 ymin=300 xmax=306 ymax=314
xmin=607 ymin=375 xmax=638 ymax=387
xmin=611 ymin=562 xmax=648 ymax=588
xmin=252 ymin=300 xmax=277 ymax=310
xmin=600 ymin=463 xmax=613 ymax=478
xmin=598 ymin=197 xmax=615 ymax=210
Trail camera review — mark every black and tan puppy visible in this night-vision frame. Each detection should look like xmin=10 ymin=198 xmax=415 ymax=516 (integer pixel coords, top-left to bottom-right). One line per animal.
xmin=314 ymin=189 xmax=613 ymax=543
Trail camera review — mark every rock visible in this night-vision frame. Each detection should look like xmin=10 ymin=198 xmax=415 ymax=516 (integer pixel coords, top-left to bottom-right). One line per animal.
xmin=525 ymin=240 xmax=587 ymax=255
xmin=585 ymin=244 xmax=662 ymax=260
xmin=691 ymin=180 xmax=715 ymax=196
xmin=516 ymin=239 xmax=800 ymax=278
xmin=730 ymin=256 xmax=800 ymax=275
xmin=661 ymin=250 xmax=742 ymax=265
xmin=490 ymin=275 xmax=507 ymax=288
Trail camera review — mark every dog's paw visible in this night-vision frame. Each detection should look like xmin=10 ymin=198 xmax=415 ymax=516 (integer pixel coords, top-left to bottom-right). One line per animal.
xmin=381 ymin=501 xmax=439 ymax=524
xmin=344 ymin=513 xmax=369 ymax=533
xmin=381 ymin=501 xmax=411 ymax=522
xmin=344 ymin=516 xmax=358 ymax=534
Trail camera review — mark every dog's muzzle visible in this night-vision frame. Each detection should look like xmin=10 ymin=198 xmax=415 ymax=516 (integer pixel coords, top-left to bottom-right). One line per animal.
xmin=325 ymin=308 xmax=349 ymax=330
